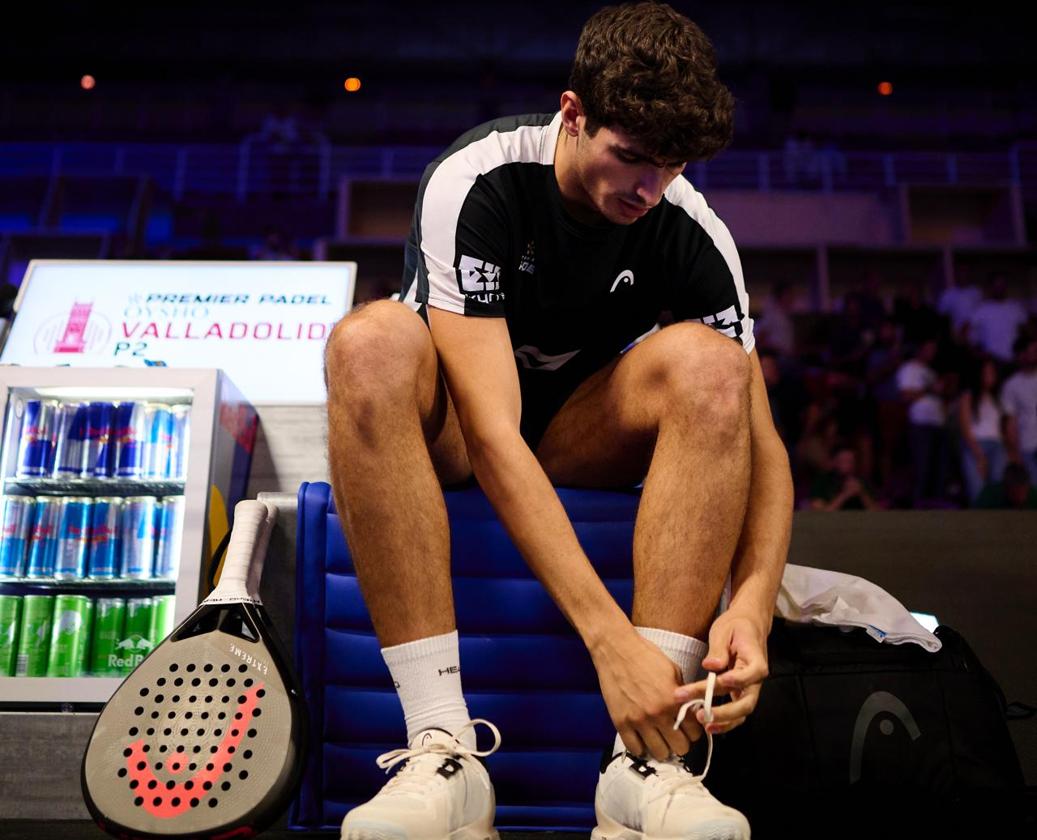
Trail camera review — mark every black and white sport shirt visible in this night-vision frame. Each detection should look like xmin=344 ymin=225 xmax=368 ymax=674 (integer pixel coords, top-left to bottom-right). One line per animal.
xmin=400 ymin=112 xmax=755 ymax=437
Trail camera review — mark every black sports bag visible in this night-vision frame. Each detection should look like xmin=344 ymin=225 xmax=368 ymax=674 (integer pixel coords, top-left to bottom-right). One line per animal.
xmin=702 ymin=621 xmax=1029 ymax=838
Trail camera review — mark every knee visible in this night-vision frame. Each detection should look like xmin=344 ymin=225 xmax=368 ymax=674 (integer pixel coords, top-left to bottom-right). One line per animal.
xmin=651 ymin=323 xmax=751 ymax=426
xmin=324 ymin=301 xmax=430 ymax=404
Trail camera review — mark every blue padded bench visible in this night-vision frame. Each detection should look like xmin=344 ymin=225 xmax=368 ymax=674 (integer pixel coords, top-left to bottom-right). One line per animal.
xmin=291 ymin=480 xmax=642 ymax=832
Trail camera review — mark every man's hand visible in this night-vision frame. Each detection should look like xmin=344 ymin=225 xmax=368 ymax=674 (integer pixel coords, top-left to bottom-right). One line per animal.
xmin=674 ymin=612 xmax=769 ymax=735
xmin=590 ymin=628 xmax=703 ymax=761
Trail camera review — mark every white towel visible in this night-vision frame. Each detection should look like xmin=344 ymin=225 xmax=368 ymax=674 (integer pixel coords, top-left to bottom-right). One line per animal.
xmin=775 ymin=563 xmax=942 ymax=652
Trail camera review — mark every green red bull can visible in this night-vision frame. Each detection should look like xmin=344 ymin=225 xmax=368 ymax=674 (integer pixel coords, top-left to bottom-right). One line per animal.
xmin=15 ymin=594 xmax=54 ymax=676
xmin=46 ymin=594 xmax=93 ymax=677
xmin=115 ymin=597 xmax=155 ymax=673
xmin=0 ymin=595 xmax=22 ymax=676
xmin=150 ymin=594 xmax=176 ymax=645
xmin=89 ymin=597 xmax=126 ymax=676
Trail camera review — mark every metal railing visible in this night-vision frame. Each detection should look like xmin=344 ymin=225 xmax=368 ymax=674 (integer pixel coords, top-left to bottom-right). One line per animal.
xmin=1 ymin=139 xmax=1034 ymax=201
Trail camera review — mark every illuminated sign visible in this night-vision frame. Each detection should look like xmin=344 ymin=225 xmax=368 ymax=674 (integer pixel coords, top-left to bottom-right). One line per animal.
xmin=1 ymin=260 xmax=356 ymax=403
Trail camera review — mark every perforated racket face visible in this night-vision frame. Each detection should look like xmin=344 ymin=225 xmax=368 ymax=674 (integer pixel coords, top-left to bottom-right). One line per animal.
xmin=83 ymin=603 xmax=303 ymax=838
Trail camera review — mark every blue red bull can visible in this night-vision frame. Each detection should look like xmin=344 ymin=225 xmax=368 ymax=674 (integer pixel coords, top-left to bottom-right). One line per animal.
xmin=170 ymin=405 xmax=191 ymax=480
xmin=0 ymin=496 xmax=35 ymax=578
xmin=54 ymin=497 xmax=92 ymax=580
xmin=87 ymin=497 xmax=122 ymax=579
xmin=16 ymin=400 xmax=59 ymax=478
xmin=83 ymin=402 xmax=116 ymax=478
xmin=113 ymin=402 xmax=147 ymax=479
xmin=26 ymin=497 xmax=61 ymax=578
xmin=154 ymin=496 xmax=185 ymax=579
xmin=120 ymin=496 xmax=157 ymax=578
xmin=53 ymin=402 xmax=89 ymax=478
xmin=143 ymin=404 xmax=174 ymax=479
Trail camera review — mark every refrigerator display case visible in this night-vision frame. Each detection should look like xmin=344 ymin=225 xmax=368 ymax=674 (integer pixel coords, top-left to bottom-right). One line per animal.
xmin=0 ymin=366 xmax=255 ymax=706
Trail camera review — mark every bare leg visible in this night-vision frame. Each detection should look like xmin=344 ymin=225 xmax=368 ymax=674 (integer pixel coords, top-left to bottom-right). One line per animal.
xmin=324 ymin=300 xmax=472 ymax=647
xmin=536 ymin=323 xmax=752 ymax=639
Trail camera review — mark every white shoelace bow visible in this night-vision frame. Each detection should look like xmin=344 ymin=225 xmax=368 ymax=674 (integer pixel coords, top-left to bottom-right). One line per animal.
xmin=374 ymin=719 xmax=502 ymax=794
xmin=670 ymin=670 xmax=718 ymax=781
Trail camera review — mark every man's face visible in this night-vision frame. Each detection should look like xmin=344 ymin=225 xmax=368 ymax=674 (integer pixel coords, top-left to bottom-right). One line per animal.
xmin=571 ymin=121 xmax=686 ymax=224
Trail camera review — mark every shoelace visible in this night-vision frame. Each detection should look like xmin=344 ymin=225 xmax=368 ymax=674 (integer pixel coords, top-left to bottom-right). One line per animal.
xmin=629 ymin=672 xmax=718 ymax=811
xmin=672 ymin=669 xmax=716 ymax=780
xmin=374 ymin=718 xmax=502 ymax=795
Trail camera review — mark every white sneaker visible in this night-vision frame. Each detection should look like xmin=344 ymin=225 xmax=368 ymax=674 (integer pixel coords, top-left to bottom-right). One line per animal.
xmin=341 ymin=720 xmax=501 ymax=840
xmin=592 ymin=676 xmax=750 ymax=840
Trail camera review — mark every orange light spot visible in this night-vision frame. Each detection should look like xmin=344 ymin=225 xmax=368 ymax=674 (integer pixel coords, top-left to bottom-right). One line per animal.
xmin=343 ymin=77 xmax=361 ymax=93
xmin=81 ymin=74 xmax=96 ymax=91
xmin=877 ymin=81 xmax=893 ymax=96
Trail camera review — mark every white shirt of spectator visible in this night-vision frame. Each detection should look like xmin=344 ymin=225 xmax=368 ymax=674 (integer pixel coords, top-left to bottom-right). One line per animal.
xmin=970 ymin=393 xmax=1003 ymax=442
xmin=968 ymin=300 xmax=1028 ymax=362
xmin=937 ymin=285 xmax=982 ymax=333
xmin=1001 ymin=370 xmax=1037 ymax=453
xmin=754 ymin=301 xmax=794 ymax=356
xmin=897 ymin=360 xmax=945 ymax=426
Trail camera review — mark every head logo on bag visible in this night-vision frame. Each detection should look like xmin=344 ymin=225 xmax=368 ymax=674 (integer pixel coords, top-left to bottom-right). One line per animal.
xmin=849 ymin=691 xmax=922 ymax=783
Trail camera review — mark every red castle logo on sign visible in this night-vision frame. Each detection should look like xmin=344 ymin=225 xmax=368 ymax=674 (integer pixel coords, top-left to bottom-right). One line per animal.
xmin=33 ymin=301 xmax=111 ymax=357
xmin=53 ymin=302 xmax=94 ymax=353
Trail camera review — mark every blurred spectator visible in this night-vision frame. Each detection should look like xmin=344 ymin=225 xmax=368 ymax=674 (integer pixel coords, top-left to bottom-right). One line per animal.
xmin=809 ymin=444 xmax=882 ymax=511
xmin=758 ymin=349 xmax=808 ymax=448
xmin=937 ymin=279 xmax=982 ymax=341
xmin=253 ymin=227 xmax=296 ymax=261
xmin=794 ymin=405 xmax=839 ymax=497
xmin=967 ymin=274 xmax=1028 ymax=364
xmin=754 ymin=281 xmax=798 ymax=357
xmin=827 ymin=295 xmax=872 ymax=378
xmin=865 ymin=318 xmax=907 ymax=489
xmin=842 ymin=270 xmax=888 ymax=334
xmin=957 ymin=358 xmax=1006 ymax=504
xmin=893 ymin=286 xmax=944 ymax=347
xmin=974 ymin=463 xmax=1037 ymax=510
xmin=1001 ymin=335 xmax=1037 ymax=484
xmin=897 ymin=338 xmax=948 ymax=504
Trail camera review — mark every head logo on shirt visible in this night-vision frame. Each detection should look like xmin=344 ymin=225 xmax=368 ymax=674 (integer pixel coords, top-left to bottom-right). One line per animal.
xmin=457 ymin=255 xmax=503 ymax=304
xmin=610 ymin=270 xmax=635 ymax=293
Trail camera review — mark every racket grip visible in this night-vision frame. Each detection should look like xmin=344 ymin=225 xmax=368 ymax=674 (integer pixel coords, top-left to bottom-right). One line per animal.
xmin=208 ymin=500 xmax=269 ymax=602
xmin=245 ymin=501 xmax=278 ymax=600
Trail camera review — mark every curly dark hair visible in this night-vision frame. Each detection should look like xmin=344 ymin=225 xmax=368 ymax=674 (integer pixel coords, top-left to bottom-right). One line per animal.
xmin=569 ymin=2 xmax=735 ymax=163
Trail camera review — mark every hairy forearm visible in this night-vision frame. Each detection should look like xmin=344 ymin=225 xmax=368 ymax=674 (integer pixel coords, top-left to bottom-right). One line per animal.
xmin=728 ymin=433 xmax=793 ymax=632
xmin=466 ymin=429 xmax=630 ymax=651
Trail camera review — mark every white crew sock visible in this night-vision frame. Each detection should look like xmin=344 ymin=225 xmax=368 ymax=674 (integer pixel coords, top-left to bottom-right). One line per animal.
xmin=381 ymin=630 xmax=476 ymax=750
xmin=612 ymin=626 xmax=708 ymax=756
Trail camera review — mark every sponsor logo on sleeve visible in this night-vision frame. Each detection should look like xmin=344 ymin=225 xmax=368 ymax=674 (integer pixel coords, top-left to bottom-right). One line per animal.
xmin=518 ymin=241 xmax=536 ymax=274
xmin=695 ymin=304 xmax=744 ymax=340
xmin=457 ymin=255 xmax=504 ymax=304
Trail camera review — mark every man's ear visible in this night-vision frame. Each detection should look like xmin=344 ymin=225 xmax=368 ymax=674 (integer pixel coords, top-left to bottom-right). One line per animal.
xmin=559 ymin=91 xmax=584 ymax=137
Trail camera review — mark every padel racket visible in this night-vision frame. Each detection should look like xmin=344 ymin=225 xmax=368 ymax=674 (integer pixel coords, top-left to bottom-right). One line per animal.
xmin=82 ymin=499 xmax=307 ymax=839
